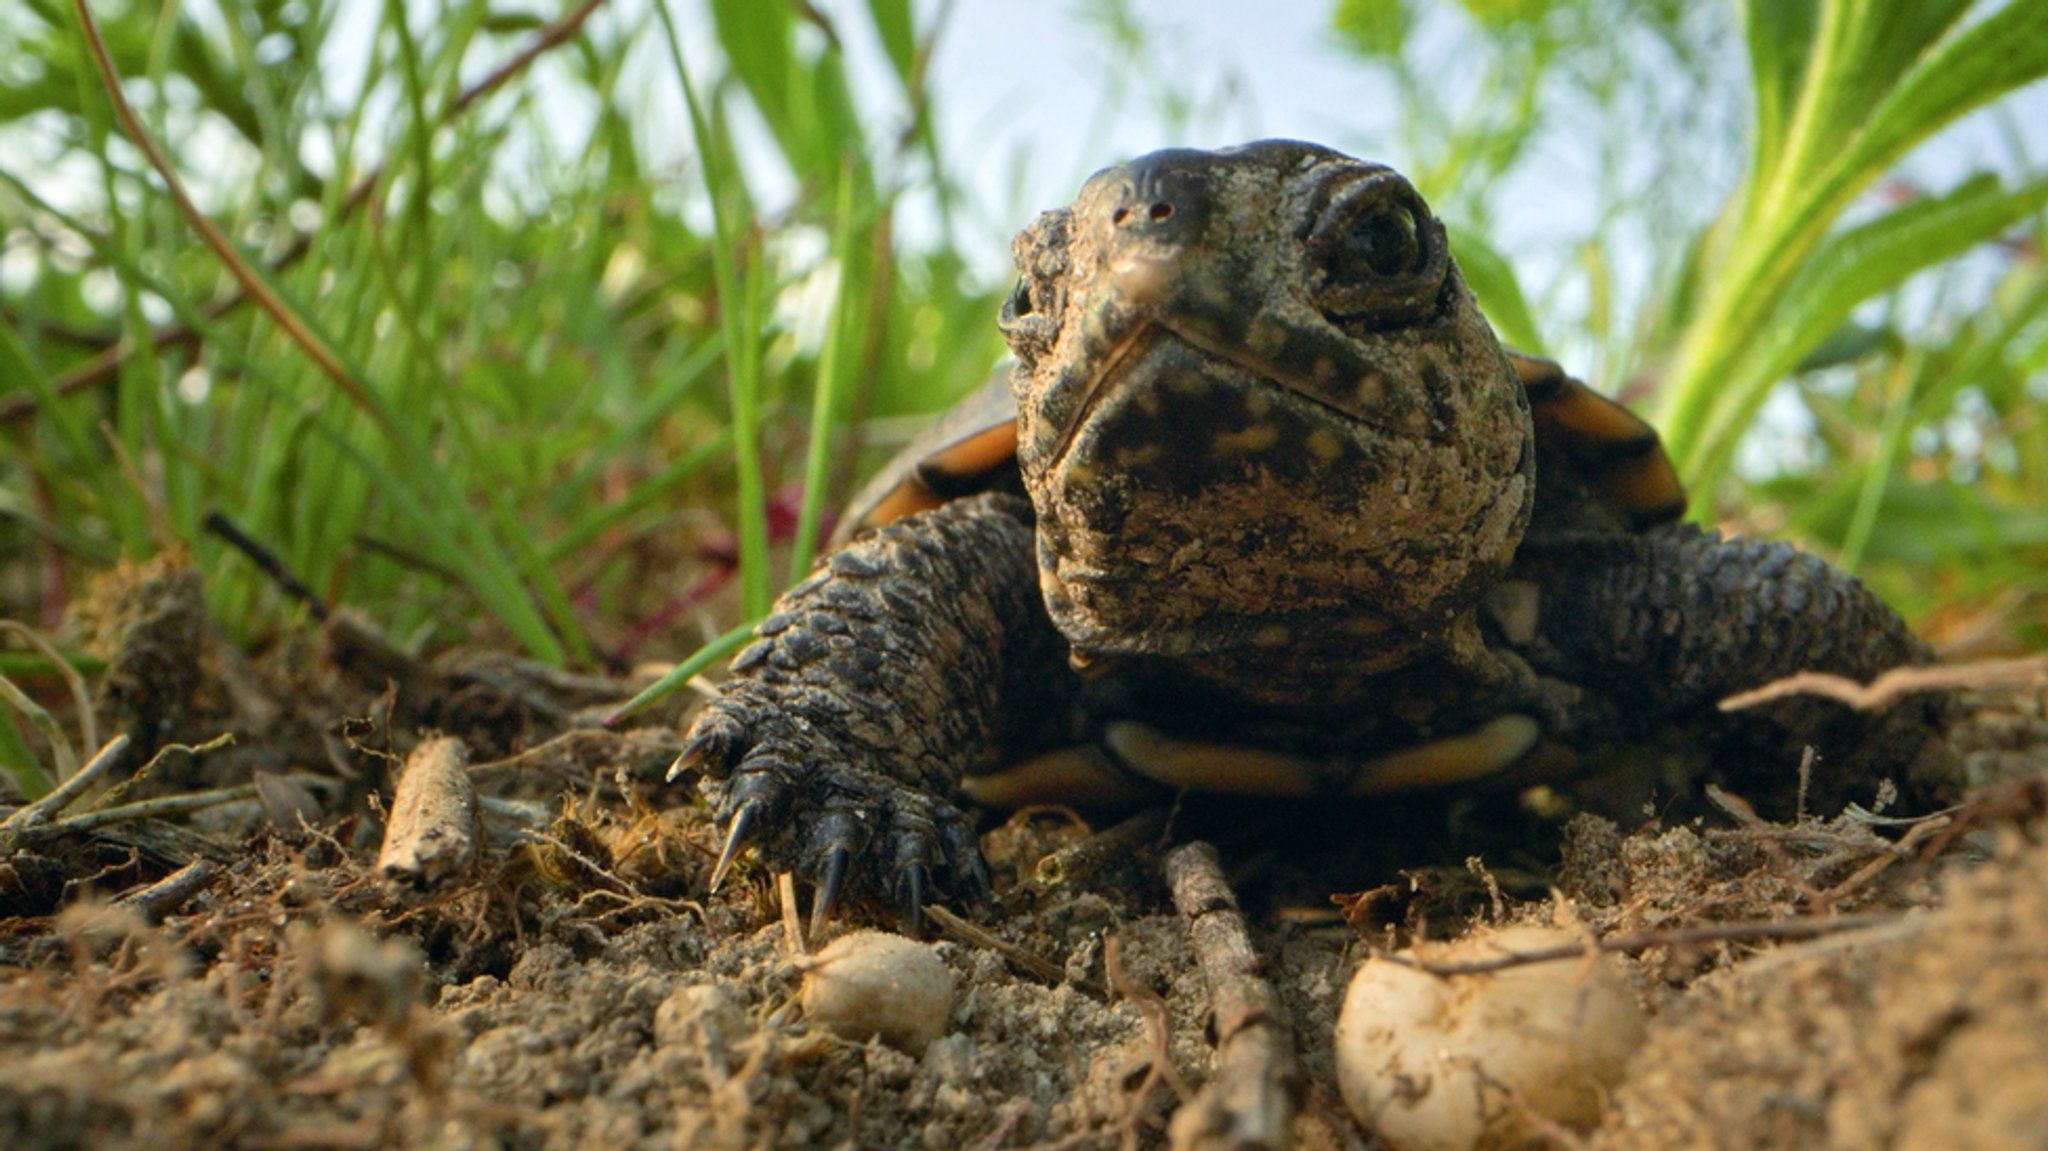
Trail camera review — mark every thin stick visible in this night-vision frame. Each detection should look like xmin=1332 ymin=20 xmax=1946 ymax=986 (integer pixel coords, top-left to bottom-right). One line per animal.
xmin=778 ymin=871 xmax=805 ymax=958
xmin=924 ymin=903 xmax=1092 ymax=994
xmin=72 ymin=0 xmax=372 ymax=410
xmin=1034 ymin=808 xmax=1169 ymax=888
xmin=1164 ymin=841 xmax=1297 ymax=1151
xmin=45 ymin=782 xmax=257 ymax=833
xmin=1 ymin=733 xmax=129 ymax=830
xmin=202 ymin=509 xmax=330 ymax=621
xmin=1381 ymin=911 xmax=1910 ymax=976
xmin=115 ymin=858 xmax=220 ymax=923
xmin=1720 ymin=653 xmax=2048 ymax=712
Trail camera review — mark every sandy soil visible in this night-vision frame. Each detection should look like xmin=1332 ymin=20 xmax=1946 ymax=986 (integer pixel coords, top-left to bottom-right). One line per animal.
xmin=3 ymin=556 xmax=2046 ymax=1151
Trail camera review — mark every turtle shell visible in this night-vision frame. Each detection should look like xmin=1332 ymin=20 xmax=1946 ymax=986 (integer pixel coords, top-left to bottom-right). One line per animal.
xmin=840 ymin=352 xmax=1684 ymax=542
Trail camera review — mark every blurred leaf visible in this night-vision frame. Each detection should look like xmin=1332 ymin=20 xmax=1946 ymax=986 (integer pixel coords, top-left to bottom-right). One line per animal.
xmin=1331 ymin=0 xmax=1411 ymax=58
xmin=866 ymin=0 xmax=917 ymax=85
xmin=1696 ymin=172 xmax=2048 ymax=477
xmin=1448 ymin=226 xmax=1545 ymax=354
xmin=1660 ymin=0 xmax=2048 ymax=491
xmin=1740 ymin=0 xmax=1818 ymax=189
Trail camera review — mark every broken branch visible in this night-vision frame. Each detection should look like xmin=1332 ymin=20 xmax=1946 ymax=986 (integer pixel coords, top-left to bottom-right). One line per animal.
xmin=1164 ymin=840 xmax=1298 ymax=1151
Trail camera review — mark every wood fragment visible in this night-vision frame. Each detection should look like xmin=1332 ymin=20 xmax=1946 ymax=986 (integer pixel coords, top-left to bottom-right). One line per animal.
xmin=376 ymin=736 xmax=480 ymax=892
xmin=778 ymin=871 xmax=805 ymax=958
xmin=1 ymin=734 xmax=130 ymax=831
xmin=1035 ymin=807 xmax=1170 ymax=888
xmin=1719 ymin=653 xmax=2048 ymax=712
xmin=115 ymin=858 xmax=219 ymax=923
xmin=1164 ymin=841 xmax=1298 ymax=1151
xmin=924 ymin=903 xmax=1103 ymax=996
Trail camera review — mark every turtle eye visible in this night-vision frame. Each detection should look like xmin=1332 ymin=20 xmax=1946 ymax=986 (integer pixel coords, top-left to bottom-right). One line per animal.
xmin=1307 ymin=177 xmax=1446 ymax=323
xmin=1328 ymin=204 xmax=1422 ymax=281
xmin=1000 ymin=276 xmax=1057 ymax=363
xmin=1004 ymin=278 xmax=1036 ymax=319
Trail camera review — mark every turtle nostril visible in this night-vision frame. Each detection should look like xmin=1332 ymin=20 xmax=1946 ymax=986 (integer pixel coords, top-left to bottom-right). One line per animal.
xmin=1112 ymin=201 xmax=1177 ymax=229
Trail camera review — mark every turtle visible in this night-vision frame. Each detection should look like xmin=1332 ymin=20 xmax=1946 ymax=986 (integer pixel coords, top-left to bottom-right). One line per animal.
xmin=675 ymin=139 xmax=1947 ymax=929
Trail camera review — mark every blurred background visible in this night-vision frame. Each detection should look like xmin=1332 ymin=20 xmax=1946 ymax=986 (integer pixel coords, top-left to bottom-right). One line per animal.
xmin=2 ymin=0 xmax=2045 ymax=700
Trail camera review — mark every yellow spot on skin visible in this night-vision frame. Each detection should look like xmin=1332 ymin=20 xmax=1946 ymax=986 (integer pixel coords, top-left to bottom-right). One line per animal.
xmin=1348 ymin=715 xmax=1541 ymax=795
xmin=1305 ymin=428 xmax=1344 ymax=462
xmin=963 ymin=745 xmax=1158 ymax=808
xmin=1253 ymin=623 xmax=1293 ymax=647
xmin=1247 ymin=316 xmax=1288 ymax=356
xmin=1118 ymin=442 xmax=1166 ymax=467
xmin=1355 ymin=374 xmax=1385 ymax=405
xmin=1104 ymin=722 xmax=1327 ymax=796
xmin=1211 ymin=423 xmax=1281 ymax=454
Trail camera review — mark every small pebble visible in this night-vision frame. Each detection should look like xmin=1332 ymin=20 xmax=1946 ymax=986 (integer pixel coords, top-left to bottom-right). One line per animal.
xmin=1335 ymin=924 xmax=1646 ymax=1151
xmin=800 ymin=930 xmax=956 ymax=1055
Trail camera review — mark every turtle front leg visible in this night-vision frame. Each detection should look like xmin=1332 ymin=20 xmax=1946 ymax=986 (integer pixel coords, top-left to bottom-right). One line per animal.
xmin=1516 ymin=522 xmax=1952 ymax=798
xmin=675 ymin=492 xmax=1072 ymax=928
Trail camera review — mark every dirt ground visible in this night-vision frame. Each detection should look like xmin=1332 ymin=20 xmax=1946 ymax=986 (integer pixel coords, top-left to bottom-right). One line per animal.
xmin=3 ymin=556 xmax=2047 ymax=1151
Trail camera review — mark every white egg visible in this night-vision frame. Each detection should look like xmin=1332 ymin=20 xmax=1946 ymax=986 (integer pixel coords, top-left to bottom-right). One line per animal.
xmin=1335 ymin=924 xmax=1646 ymax=1151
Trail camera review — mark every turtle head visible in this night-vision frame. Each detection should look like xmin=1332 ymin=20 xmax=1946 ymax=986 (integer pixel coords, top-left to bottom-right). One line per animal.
xmin=1000 ymin=140 xmax=1533 ymax=694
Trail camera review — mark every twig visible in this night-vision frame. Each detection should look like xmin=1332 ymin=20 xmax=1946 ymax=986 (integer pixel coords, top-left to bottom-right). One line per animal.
xmin=115 ymin=858 xmax=220 ymax=923
xmin=1381 ymin=911 xmax=1909 ymax=976
xmin=47 ymin=782 xmax=257 ymax=833
xmin=375 ymin=736 xmax=480 ymax=892
xmin=72 ymin=0 xmax=372 ymax=409
xmin=202 ymin=509 xmax=329 ymax=621
xmin=778 ymin=871 xmax=805 ymax=958
xmin=1163 ymin=841 xmax=1298 ymax=1151
xmin=923 ymin=903 xmax=1098 ymax=995
xmin=1817 ymin=814 xmax=1951 ymax=905
xmin=1720 ymin=653 xmax=2048 ymax=712
xmin=0 ymin=733 xmax=130 ymax=830
xmin=1034 ymin=808 xmax=1169 ymax=888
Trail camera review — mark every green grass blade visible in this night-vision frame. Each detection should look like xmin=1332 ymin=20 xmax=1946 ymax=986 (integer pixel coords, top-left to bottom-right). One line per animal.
xmin=1448 ymin=226 xmax=1545 ymax=355
xmin=604 ymin=620 xmax=758 ymax=726
xmin=789 ymin=160 xmax=861 ymax=582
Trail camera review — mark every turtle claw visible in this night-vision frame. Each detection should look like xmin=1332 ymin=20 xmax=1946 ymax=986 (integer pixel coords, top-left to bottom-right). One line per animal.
xmin=686 ymin=678 xmax=995 ymax=922
xmin=941 ymin=817 xmax=993 ymax=907
xmin=898 ymin=862 xmax=930 ymax=935
xmin=811 ymin=845 xmax=853 ymax=938
xmin=708 ymin=799 xmax=765 ymax=892
xmin=675 ymin=711 xmax=747 ymax=779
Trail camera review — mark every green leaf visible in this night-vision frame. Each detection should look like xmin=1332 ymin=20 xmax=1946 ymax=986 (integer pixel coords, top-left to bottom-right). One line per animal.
xmin=1740 ymin=0 xmax=1818 ymax=189
xmin=1841 ymin=0 xmax=2048 ymax=185
xmin=1331 ymin=0 xmax=1412 ymax=59
xmin=866 ymin=0 xmax=916 ymax=85
xmin=1448 ymin=226 xmax=1545 ymax=354
xmin=1695 ymin=172 xmax=2048 ymax=467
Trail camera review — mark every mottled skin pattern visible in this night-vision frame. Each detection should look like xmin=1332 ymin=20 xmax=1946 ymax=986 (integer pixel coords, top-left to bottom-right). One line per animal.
xmin=679 ymin=141 xmax=1944 ymax=922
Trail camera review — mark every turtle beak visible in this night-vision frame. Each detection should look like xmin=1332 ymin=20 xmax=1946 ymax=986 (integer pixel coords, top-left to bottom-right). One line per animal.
xmin=1022 ymin=159 xmax=1217 ymax=471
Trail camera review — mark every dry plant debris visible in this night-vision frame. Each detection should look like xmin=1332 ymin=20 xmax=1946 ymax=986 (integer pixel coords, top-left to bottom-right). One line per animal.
xmin=1 ymin=557 xmax=2046 ymax=1149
